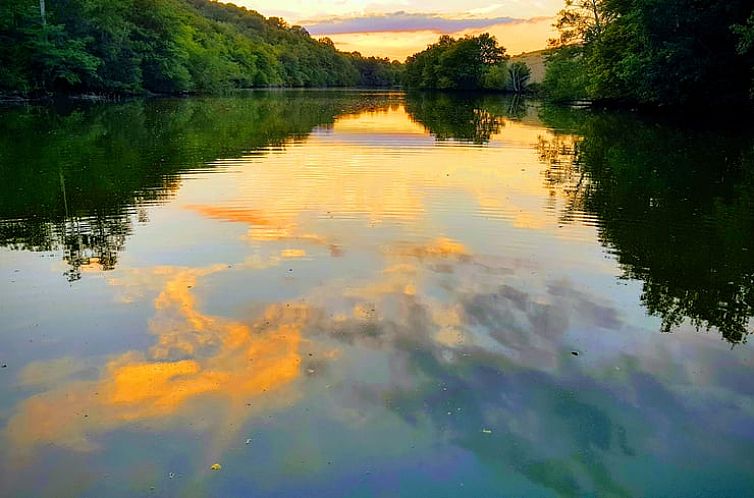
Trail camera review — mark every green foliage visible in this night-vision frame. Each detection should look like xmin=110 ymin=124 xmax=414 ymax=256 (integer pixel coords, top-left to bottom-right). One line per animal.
xmin=544 ymin=0 xmax=754 ymax=106
xmin=29 ymin=24 xmax=102 ymax=89
xmin=481 ymin=62 xmax=510 ymax=91
xmin=347 ymin=55 xmax=404 ymax=87
xmin=551 ymin=0 xmax=614 ymax=47
xmin=404 ymin=34 xmax=507 ymax=90
xmin=733 ymin=12 xmax=754 ymax=96
xmin=733 ymin=13 xmax=754 ymax=54
xmin=542 ymin=47 xmax=589 ymax=102
xmin=0 ymin=0 xmax=402 ymax=95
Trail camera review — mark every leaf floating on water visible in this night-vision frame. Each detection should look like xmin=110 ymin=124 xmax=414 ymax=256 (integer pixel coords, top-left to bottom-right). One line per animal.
xmin=210 ymin=463 xmax=222 ymax=471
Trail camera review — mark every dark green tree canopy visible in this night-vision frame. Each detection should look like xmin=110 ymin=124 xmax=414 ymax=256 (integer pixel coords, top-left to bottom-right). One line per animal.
xmin=0 ymin=0 xmax=404 ymax=95
xmin=544 ymin=0 xmax=754 ymax=106
xmin=404 ymin=34 xmax=515 ymax=91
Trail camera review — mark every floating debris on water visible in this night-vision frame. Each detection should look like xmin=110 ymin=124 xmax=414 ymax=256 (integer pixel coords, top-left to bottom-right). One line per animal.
xmin=245 ymin=438 xmax=252 ymax=445
xmin=571 ymin=351 xmax=580 ymax=357
xmin=169 ymin=472 xmax=175 ymax=479
xmin=482 ymin=429 xmax=493 ymax=434
xmin=210 ymin=463 xmax=222 ymax=471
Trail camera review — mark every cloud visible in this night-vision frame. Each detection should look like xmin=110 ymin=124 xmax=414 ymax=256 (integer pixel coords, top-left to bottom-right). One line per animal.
xmin=303 ymin=11 xmax=521 ymax=35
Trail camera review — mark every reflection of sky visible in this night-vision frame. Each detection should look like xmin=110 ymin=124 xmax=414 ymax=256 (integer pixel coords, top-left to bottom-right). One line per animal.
xmin=1 ymin=103 xmax=754 ymax=497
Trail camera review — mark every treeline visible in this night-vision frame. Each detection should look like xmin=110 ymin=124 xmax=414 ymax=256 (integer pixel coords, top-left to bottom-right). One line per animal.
xmin=542 ymin=0 xmax=754 ymax=107
xmin=403 ymin=34 xmax=533 ymax=92
xmin=0 ymin=0 xmax=403 ymax=95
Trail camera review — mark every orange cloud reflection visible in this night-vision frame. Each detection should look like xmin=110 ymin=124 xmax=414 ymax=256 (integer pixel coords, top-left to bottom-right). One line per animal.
xmin=6 ymin=266 xmax=306 ymax=456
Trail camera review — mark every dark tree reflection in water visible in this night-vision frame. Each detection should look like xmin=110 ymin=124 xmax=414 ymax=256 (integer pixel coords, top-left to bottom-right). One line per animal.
xmin=3 ymin=93 xmax=751 ymax=340
xmin=405 ymin=92 xmax=508 ymax=144
xmin=0 ymin=92 xmax=399 ymax=279
xmin=536 ymin=106 xmax=754 ymax=344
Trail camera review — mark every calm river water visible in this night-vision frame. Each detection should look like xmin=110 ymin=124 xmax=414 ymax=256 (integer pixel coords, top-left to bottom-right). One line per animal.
xmin=1 ymin=90 xmax=753 ymax=497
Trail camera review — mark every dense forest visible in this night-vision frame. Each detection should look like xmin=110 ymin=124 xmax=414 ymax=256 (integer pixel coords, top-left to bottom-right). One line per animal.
xmin=403 ymin=34 xmax=532 ymax=93
xmin=0 ymin=0 xmax=403 ymax=95
xmin=542 ymin=0 xmax=754 ymax=107
xmin=400 ymin=1 xmax=754 ymax=106
xmin=3 ymin=0 xmax=754 ymax=107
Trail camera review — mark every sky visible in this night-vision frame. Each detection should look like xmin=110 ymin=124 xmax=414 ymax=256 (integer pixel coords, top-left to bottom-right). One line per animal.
xmin=233 ymin=0 xmax=563 ymax=60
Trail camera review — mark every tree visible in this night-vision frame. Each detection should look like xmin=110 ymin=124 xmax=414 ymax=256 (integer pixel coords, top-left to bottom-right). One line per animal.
xmin=550 ymin=0 xmax=612 ymax=47
xmin=482 ymin=62 xmax=509 ymax=91
xmin=542 ymin=46 xmax=588 ymax=101
xmin=734 ymin=13 xmax=754 ymax=53
xmin=404 ymin=34 xmax=507 ymax=90
xmin=544 ymin=0 xmax=754 ymax=106
xmin=733 ymin=11 xmax=754 ymax=96
xmin=508 ymin=61 xmax=531 ymax=93
xmin=0 ymin=0 xmax=402 ymax=95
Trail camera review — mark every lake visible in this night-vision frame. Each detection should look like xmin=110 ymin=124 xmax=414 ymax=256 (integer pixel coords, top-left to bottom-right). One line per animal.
xmin=1 ymin=90 xmax=753 ymax=497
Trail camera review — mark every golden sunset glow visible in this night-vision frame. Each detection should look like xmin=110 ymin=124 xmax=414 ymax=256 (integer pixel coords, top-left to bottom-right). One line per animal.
xmin=180 ymin=105 xmax=586 ymax=240
xmin=322 ymin=18 xmax=557 ymax=60
xmin=222 ymin=0 xmax=562 ymax=59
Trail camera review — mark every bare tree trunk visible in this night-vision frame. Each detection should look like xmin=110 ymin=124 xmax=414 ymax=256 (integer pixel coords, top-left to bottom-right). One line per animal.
xmin=589 ymin=0 xmax=602 ymax=36
xmin=39 ymin=0 xmax=46 ymax=26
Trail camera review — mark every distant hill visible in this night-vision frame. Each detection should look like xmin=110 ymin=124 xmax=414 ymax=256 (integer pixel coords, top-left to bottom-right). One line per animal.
xmin=510 ymin=50 xmax=550 ymax=84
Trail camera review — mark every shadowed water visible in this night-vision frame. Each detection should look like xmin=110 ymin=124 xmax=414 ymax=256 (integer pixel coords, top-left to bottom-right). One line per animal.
xmin=0 ymin=90 xmax=753 ymax=497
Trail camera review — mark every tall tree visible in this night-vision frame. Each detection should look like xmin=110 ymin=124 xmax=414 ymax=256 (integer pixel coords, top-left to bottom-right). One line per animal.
xmin=550 ymin=0 xmax=613 ymax=46
xmin=544 ymin=0 xmax=754 ymax=106
xmin=404 ymin=34 xmax=508 ymax=90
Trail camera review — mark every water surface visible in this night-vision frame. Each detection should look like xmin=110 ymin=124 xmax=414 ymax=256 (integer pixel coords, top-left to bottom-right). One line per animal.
xmin=1 ymin=91 xmax=753 ymax=497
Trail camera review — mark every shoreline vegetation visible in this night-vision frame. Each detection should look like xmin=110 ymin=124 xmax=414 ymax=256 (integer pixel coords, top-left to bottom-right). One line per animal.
xmin=541 ymin=0 xmax=754 ymax=110
xmin=0 ymin=0 xmax=403 ymax=98
xmin=1 ymin=1 xmax=753 ymax=111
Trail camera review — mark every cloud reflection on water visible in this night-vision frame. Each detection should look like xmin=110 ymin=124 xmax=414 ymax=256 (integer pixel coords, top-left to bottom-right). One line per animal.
xmin=2 ymin=97 xmax=754 ymax=497
xmin=7 ymin=265 xmax=305 ymax=460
